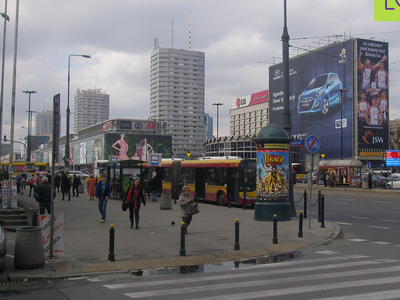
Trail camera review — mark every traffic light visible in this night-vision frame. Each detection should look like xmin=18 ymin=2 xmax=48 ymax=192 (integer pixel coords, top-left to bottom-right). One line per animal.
xmin=3 ymin=135 xmax=6 ymax=142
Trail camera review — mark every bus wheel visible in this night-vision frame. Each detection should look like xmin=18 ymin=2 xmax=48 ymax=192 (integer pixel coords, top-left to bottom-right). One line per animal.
xmin=216 ymin=192 xmax=225 ymax=206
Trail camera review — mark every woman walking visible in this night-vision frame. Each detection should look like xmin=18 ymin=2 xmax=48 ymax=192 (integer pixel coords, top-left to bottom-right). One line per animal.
xmin=178 ymin=186 xmax=195 ymax=234
xmin=87 ymin=175 xmax=96 ymax=200
xmin=124 ymin=178 xmax=146 ymax=229
xmin=95 ymin=175 xmax=111 ymax=223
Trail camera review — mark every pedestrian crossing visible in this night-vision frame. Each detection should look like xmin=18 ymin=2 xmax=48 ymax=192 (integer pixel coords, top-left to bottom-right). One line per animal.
xmin=100 ymin=254 xmax=400 ymax=299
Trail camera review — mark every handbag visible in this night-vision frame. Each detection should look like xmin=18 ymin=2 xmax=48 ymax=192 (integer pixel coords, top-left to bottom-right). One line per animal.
xmin=190 ymin=204 xmax=199 ymax=215
xmin=28 ymin=178 xmax=34 ymax=185
xmin=122 ymin=201 xmax=128 ymax=211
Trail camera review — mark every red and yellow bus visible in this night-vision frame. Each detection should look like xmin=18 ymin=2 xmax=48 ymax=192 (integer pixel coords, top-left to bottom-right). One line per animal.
xmin=0 ymin=162 xmax=50 ymax=177
xmin=144 ymin=157 xmax=257 ymax=207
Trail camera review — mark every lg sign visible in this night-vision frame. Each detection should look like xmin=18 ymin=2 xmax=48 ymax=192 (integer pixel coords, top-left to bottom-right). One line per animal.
xmin=236 ymin=98 xmax=247 ymax=108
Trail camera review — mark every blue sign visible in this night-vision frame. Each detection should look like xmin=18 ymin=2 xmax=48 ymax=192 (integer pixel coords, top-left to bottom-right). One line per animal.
xmin=290 ymin=139 xmax=304 ymax=147
xmin=386 ymin=150 xmax=400 ymax=167
xmin=305 ymin=135 xmax=320 ymax=153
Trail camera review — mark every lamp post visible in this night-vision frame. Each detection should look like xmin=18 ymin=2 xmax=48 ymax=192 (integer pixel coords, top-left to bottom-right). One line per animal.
xmin=0 ymin=1 xmax=9 ymax=159
xmin=22 ymin=90 xmax=36 ymax=162
xmin=335 ymin=88 xmax=348 ymax=160
xmin=65 ymin=54 xmax=90 ymax=170
xmin=213 ymin=102 xmax=223 ymax=156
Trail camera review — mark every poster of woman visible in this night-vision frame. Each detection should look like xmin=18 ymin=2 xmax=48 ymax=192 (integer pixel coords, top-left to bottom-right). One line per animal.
xmin=111 ymin=134 xmax=129 ymax=161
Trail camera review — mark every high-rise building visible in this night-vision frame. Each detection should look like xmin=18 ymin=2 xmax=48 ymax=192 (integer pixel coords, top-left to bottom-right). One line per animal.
xmin=35 ymin=110 xmax=54 ymax=136
xmin=73 ymin=88 xmax=109 ymax=132
xmin=150 ymin=47 xmax=206 ymax=158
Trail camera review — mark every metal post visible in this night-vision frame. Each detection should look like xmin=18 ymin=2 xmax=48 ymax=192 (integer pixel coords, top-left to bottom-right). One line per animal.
xmin=298 ymin=210 xmax=303 ymax=237
xmin=273 ymin=214 xmax=278 ymax=244
xmin=180 ymin=222 xmax=186 ymax=256
xmin=213 ymin=102 xmax=223 ymax=156
xmin=321 ymin=195 xmax=325 ymax=228
xmin=317 ymin=190 xmax=322 ymax=222
xmin=22 ymin=91 xmax=36 ymax=162
xmin=303 ymin=190 xmax=307 ymax=218
xmin=0 ymin=1 xmax=9 ymax=160
xmin=234 ymin=218 xmax=240 ymax=250
xmin=243 ymin=187 xmax=246 ymax=211
xmin=108 ymin=224 xmax=115 ymax=261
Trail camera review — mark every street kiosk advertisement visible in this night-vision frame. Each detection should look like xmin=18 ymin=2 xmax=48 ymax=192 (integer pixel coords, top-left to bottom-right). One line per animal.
xmin=1 ymin=180 xmax=17 ymax=208
xmin=40 ymin=214 xmax=64 ymax=258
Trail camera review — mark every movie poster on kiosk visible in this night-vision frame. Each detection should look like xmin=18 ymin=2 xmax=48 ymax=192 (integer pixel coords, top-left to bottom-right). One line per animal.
xmin=256 ymin=149 xmax=289 ymax=201
xmin=357 ymin=39 xmax=389 ymax=150
xmin=269 ymin=40 xmax=353 ymax=160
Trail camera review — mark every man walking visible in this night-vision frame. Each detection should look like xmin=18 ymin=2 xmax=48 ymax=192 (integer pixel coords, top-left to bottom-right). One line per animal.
xmin=95 ymin=175 xmax=111 ymax=223
xmin=35 ymin=177 xmax=53 ymax=215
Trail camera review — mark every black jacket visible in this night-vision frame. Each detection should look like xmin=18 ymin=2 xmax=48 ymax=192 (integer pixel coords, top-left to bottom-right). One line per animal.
xmin=36 ymin=182 xmax=53 ymax=204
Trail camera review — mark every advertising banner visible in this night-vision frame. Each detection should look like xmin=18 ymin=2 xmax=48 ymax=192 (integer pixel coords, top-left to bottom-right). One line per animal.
xmin=104 ymin=134 xmax=172 ymax=163
xmin=1 ymin=180 xmax=17 ymax=208
xmin=256 ymin=147 xmax=289 ymax=201
xmin=357 ymin=39 xmax=389 ymax=151
xmin=40 ymin=214 xmax=64 ymax=258
xmin=269 ymin=40 xmax=353 ymax=159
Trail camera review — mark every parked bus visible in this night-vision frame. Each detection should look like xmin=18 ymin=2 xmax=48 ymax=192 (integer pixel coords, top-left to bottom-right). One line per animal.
xmin=143 ymin=157 xmax=257 ymax=207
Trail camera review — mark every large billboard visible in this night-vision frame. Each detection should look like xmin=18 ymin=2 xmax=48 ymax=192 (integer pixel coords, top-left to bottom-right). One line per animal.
xmin=356 ymin=39 xmax=389 ymax=151
xmin=269 ymin=40 xmax=354 ymax=159
xmin=104 ymin=134 xmax=172 ymax=162
xmin=231 ymin=90 xmax=269 ymax=110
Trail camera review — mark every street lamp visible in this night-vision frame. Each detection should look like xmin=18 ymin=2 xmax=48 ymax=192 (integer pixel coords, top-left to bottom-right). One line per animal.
xmin=0 ymin=1 xmax=10 ymax=159
xmin=335 ymin=88 xmax=348 ymax=160
xmin=22 ymin=90 xmax=36 ymax=162
xmin=213 ymin=102 xmax=223 ymax=156
xmin=65 ymin=54 xmax=90 ymax=170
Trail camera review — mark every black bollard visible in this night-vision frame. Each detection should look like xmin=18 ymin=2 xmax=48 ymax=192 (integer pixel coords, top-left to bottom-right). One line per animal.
xmin=317 ymin=191 xmax=322 ymax=222
xmin=321 ymin=195 xmax=325 ymax=228
xmin=32 ymin=210 xmax=37 ymax=226
xmin=234 ymin=218 xmax=240 ymax=250
xmin=108 ymin=224 xmax=115 ymax=261
xmin=298 ymin=210 xmax=303 ymax=238
xmin=273 ymin=214 xmax=278 ymax=244
xmin=303 ymin=190 xmax=308 ymax=218
xmin=180 ymin=222 xmax=186 ymax=256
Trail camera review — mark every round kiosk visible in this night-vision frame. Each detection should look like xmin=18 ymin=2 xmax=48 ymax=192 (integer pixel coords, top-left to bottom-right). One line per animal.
xmin=253 ymin=124 xmax=291 ymax=221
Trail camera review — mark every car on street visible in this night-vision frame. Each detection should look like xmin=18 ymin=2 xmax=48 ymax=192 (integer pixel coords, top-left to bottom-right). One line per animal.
xmin=297 ymin=73 xmax=342 ymax=115
xmin=0 ymin=219 xmax=7 ymax=272
xmin=362 ymin=173 xmax=388 ymax=188
xmin=386 ymin=176 xmax=400 ymax=189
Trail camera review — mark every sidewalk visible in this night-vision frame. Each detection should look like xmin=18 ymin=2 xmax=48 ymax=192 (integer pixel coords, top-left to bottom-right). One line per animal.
xmin=1 ymin=186 xmax=340 ymax=281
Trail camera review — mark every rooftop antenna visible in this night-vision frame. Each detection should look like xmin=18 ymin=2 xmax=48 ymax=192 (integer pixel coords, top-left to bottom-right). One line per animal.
xmin=188 ymin=11 xmax=191 ymax=50
xmin=171 ymin=19 xmax=174 ymax=48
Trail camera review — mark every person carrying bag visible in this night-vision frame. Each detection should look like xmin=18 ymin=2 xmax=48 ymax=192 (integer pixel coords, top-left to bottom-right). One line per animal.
xmin=178 ymin=186 xmax=198 ymax=234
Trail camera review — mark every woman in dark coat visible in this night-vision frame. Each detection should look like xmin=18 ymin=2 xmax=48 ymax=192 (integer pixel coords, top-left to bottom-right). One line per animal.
xmin=178 ymin=186 xmax=195 ymax=234
xmin=124 ymin=178 xmax=146 ymax=229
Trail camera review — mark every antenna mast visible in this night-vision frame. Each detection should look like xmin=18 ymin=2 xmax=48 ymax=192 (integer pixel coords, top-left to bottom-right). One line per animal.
xmin=188 ymin=11 xmax=191 ymax=50
xmin=171 ymin=19 xmax=174 ymax=48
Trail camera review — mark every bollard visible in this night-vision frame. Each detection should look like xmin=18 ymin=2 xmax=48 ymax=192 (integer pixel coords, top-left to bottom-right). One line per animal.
xmin=303 ymin=190 xmax=308 ymax=218
xmin=298 ymin=210 xmax=303 ymax=238
xmin=273 ymin=214 xmax=278 ymax=244
xmin=180 ymin=222 xmax=186 ymax=256
xmin=317 ymin=190 xmax=322 ymax=222
xmin=108 ymin=224 xmax=115 ymax=261
xmin=321 ymin=195 xmax=325 ymax=228
xmin=234 ymin=218 xmax=240 ymax=250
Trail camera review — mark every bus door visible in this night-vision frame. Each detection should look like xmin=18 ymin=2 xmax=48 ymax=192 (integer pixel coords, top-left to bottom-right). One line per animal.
xmin=195 ymin=168 xmax=206 ymax=200
xmin=227 ymin=168 xmax=239 ymax=204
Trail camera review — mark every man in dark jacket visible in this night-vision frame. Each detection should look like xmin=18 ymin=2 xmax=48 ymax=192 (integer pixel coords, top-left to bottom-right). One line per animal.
xmin=35 ymin=177 xmax=53 ymax=215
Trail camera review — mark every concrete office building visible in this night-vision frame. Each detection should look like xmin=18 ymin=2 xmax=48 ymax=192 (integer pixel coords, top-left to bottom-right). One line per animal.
xmin=74 ymin=88 xmax=109 ymax=132
xmin=35 ymin=110 xmax=54 ymax=136
xmin=150 ymin=46 xmax=206 ymax=158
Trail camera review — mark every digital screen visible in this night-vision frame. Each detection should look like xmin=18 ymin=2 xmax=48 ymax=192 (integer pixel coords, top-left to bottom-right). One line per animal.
xmin=386 ymin=150 xmax=400 ymax=166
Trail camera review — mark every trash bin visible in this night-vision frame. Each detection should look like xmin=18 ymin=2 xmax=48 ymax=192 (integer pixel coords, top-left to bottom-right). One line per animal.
xmin=14 ymin=226 xmax=45 ymax=270
xmin=362 ymin=180 xmax=368 ymax=189
xmin=160 ymin=192 xmax=172 ymax=210
xmin=78 ymin=183 xmax=84 ymax=194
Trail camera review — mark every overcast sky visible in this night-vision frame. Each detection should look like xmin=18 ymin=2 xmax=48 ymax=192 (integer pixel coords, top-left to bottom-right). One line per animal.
xmin=1 ymin=0 xmax=399 ymax=146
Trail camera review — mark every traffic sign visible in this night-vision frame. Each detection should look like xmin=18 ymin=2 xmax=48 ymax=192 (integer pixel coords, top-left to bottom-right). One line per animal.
xmin=305 ymin=135 xmax=320 ymax=153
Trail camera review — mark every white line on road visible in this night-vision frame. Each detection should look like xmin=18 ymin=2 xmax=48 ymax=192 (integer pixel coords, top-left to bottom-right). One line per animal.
xmin=382 ymin=219 xmax=399 ymax=223
xmin=335 ymin=222 xmax=353 ymax=225
xmin=352 ymin=216 xmax=369 ymax=219
xmin=373 ymin=201 xmax=395 ymax=204
xmin=368 ymin=225 xmax=390 ymax=229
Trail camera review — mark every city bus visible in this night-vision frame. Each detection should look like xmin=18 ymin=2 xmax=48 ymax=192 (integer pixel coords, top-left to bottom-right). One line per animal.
xmin=143 ymin=157 xmax=257 ymax=207
xmin=0 ymin=162 xmax=50 ymax=178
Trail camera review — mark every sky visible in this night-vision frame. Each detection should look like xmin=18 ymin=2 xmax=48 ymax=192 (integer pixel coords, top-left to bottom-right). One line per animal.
xmin=0 ymin=0 xmax=399 ymax=150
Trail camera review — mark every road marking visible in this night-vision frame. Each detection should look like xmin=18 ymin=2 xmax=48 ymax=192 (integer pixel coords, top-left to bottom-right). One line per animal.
xmin=315 ymin=250 xmax=339 ymax=255
xmin=335 ymin=222 xmax=352 ymax=225
xmin=331 ymin=202 xmax=350 ymax=205
xmin=382 ymin=219 xmax=399 ymax=223
xmin=373 ymin=201 xmax=395 ymax=204
xmin=316 ymin=289 xmax=400 ymax=300
xmin=337 ymin=198 xmax=356 ymax=201
xmin=347 ymin=238 xmax=368 ymax=242
xmin=352 ymin=216 xmax=369 ymax=219
xmin=372 ymin=241 xmax=392 ymax=245
xmin=368 ymin=225 xmax=390 ymax=229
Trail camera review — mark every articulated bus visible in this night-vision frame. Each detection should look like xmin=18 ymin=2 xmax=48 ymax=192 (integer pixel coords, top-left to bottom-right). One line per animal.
xmin=143 ymin=157 xmax=257 ymax=207
xmin=0 ymin=162 xmax=50 ymax=178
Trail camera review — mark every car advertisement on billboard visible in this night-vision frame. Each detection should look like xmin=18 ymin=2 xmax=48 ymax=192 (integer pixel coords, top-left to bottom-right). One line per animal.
xmin=269 ymin=40 xmax=353 ymax=159
xmin=104 ymin=133 xmax=172 ymax=163
xmin=356 ymin=39 xmax=389 ymax=151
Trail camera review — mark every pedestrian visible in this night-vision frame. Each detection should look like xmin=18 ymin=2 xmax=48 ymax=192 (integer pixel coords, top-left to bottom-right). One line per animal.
xmin=72 ymin=174 xmax=81 ymax=197
xmin=87 ymin=175 xmax=96 ymax=201
xmin=16 ymin=172 xmax=22 ymax=194
xmin=61 ymin=172 xmax=71 ymax=201
xmin=19 ymin=174 xmax=26 ymax=195
xmin=28 ymin=174 xmax=38 ymax=197
xmin=35 ymin=177 xmax=54 ymax=215
xmin=150 ymin=175 xmax=160 ymax=202
xmin=179 ymin=175 xmax=187 ymax=194
xmin=95 ymin=175 xmax=111 ymax=223
xmin=54 ymin=173 xmax=61 ymax=193
xmin=329 ymin=171 xmax=336 ymax=188
xmin=368 ymin=171 xmax=373 ymax=189
xmin=124 ymin=178 xmax=146 ymax=229
xmin=178 ymin=185 xmax=195 ymax=235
